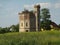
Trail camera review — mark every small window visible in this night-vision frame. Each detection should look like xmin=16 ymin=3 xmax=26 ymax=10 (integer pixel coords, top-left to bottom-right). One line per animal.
xmin=26 ymin=22 xmax=28 ymax=27
xmin=21 ymin=23 xmax=23 ymax=26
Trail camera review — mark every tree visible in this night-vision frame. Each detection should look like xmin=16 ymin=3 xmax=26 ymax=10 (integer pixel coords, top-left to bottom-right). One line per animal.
xmin=10 ymin=24 xmax=19 ymax=32
xmin=0 ymin=27 xmax=10 ymax=33
xmin=41 ymin=8 xmax=50 ymax=20
xmin=40 ymin=8 xmax=51 ymax=30
xmin=10 ymin=25 xmax=16 ymax=32
xmin=0 ymin=24 xmax=19 ymax=33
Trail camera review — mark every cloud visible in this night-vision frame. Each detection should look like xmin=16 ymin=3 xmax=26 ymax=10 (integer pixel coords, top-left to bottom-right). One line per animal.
xmin=37 ymin=3 xmax=51 ymax=8
xmin=24 ymin=4 xmax=34 ymax=10
xmin=0 ymin=4 xmax=2 ymax=8
xmin=24 ymin=3 xmax=51 ymax=9
xmin=24 ymin=5 xmax=33 ymax=8
xmin=0 ymin=4 xmax=1 ymax=7
xmin=55 ymin=3 xmax=60 ymax=8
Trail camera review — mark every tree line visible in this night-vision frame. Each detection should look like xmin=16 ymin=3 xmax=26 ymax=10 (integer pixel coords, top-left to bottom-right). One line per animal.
xmin=0 ymin=8 xmax=60 ymax=33
xmin=40 ymin=8 xmax=60 ymax=30
xmin=0 ymin=24 xmax=19 ymax=34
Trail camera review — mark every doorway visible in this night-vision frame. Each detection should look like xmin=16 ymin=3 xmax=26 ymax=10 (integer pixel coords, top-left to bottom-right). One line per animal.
xmin=26 ymin=30 xmax=28 ymax=32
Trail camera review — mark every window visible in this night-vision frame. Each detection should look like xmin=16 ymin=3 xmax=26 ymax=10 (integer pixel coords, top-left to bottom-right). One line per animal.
xmin=21 ymin=23 xmax=23 ymax=26
xmin=26 ymin=22 xmax=28 ymax=27
xmin=26 ymin=30 xmax=28 ymax=32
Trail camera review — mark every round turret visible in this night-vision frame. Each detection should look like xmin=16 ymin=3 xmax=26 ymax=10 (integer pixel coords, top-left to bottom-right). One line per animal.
xmin=34 ymin=4 xmax=40 ymax=8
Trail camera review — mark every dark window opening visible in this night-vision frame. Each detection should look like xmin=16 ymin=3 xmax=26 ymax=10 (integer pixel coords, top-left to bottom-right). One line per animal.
xmin=26 ymin=30 xmax=28 ymax=32
xmin=21 ymin=23 xmax=23 ymax=26
xmin=26 ymin=22 xmax=28 ymax=27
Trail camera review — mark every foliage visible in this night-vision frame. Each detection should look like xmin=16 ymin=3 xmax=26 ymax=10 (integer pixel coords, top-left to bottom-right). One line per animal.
xmin=10 ymin=24 xmax=19 ymax=32
xmin=40 ymin=8 xmax=51 ymax=30
xmin=41 ymin=8 xmax=50 ymax=20
xmin=58 ymin=24 xmax=60 ymax=28
xmin=41 ymin=20 xmax=51 ymax=30
xmin=0 ymin=24 xmax=19 ymax=33
xmin=0 ymin=27 xmax=10 ymax=33
xmin=0 ymin=31 xmax=60 ymax=45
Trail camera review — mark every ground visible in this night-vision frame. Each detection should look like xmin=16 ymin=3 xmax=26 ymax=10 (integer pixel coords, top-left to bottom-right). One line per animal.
xmin=0 ymin=30 xmax=60 ymax=45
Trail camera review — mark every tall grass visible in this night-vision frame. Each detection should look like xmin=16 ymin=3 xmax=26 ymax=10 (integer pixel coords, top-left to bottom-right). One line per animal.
xmin=0 ymin=31 xmax=60 ymax=45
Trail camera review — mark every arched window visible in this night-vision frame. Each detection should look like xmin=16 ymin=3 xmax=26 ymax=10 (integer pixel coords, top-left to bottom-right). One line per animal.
xmin=26 ymin=22 xmax=28 ymax=27
xmin=21 ymin=22 xmax=23 ymax=27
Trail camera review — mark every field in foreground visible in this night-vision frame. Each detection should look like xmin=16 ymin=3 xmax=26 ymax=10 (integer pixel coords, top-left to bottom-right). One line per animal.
xmin=0 ymin=31 xmax=60 ymax=45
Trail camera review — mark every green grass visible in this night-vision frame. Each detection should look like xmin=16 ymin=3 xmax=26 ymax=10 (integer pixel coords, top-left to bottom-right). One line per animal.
xmin=0 ymin=31 xmax=60 ymax=45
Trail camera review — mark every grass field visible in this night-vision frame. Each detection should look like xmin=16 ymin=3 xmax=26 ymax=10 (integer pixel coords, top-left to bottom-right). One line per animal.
xmin=0 ymin=31 xmax=60 ymax=45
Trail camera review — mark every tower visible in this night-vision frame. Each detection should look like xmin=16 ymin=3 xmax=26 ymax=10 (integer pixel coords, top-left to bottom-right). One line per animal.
xmin=19 ymin=10 xmax=30 ymax=32
xmin=18 ymin=5 xmax=41 ymax=32
xmin=34 ymin=5 xmax=41 ymax=31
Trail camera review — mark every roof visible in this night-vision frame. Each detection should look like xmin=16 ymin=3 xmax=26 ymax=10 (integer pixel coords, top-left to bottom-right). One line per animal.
xmin=18 ymin=10 xmax=30 ymax=15
xmin=51 ymin=21 xmax=59 ymax=28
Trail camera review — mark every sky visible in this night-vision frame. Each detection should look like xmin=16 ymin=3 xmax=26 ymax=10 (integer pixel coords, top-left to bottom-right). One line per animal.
xmin=0 ymin=0 xmax=60 ymax=27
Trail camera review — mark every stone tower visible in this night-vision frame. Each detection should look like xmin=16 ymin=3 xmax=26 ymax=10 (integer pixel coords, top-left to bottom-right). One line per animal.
xmin=19 ymin=10 xmax=30 ymax=32
xmin=34 ymin=5 xmax=41 ymax=31
xmin=18 ymin=5 xmax=40 ymax=32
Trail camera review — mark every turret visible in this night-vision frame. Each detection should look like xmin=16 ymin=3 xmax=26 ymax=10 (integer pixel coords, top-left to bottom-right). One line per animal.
xmin=34 ymin=4 xmax=41 ymax=31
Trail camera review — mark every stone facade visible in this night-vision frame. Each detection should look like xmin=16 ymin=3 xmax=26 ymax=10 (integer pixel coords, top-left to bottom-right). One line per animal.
xmin=18 ymin=5 xmax=41 ymax=32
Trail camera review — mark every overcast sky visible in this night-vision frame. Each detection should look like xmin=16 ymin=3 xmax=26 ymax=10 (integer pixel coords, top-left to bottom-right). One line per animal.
xmin=0 ymin=0 xmax=60 ymax=27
